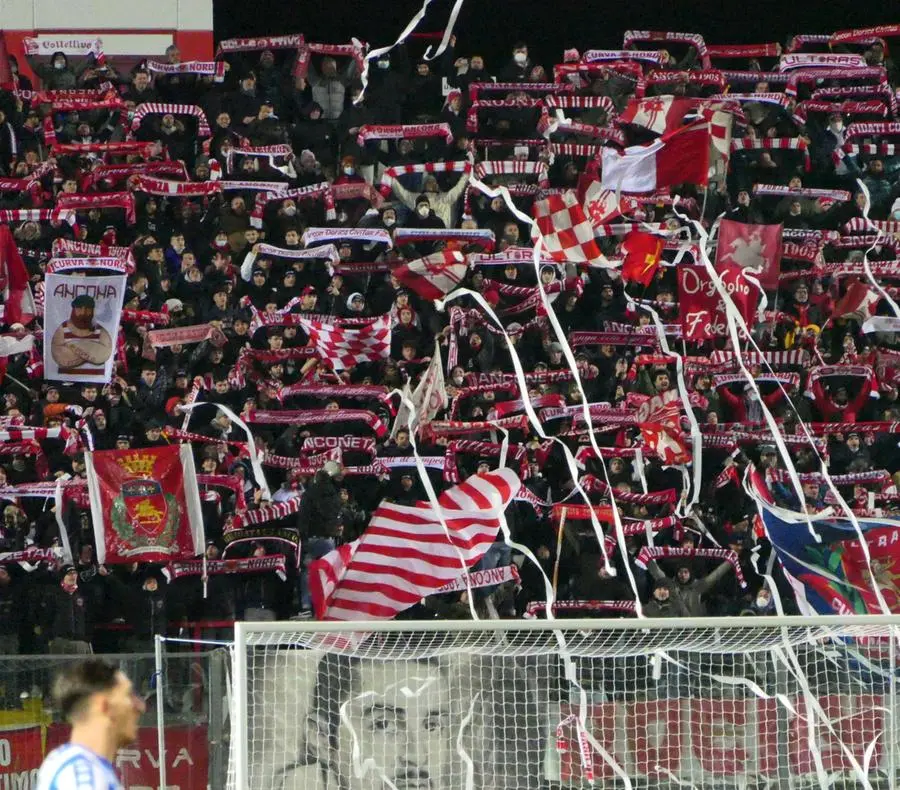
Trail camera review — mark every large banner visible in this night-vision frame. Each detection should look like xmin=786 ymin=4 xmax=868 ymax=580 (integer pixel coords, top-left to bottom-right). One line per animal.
xmin=716 ymin=219 xmax=783 ymax=290
xmin=86 ymin=445 xmax=204 ymax=564
xmin=43 ymin=272 xmax=125 ymax=383
xmin=678 ymin=263 xmax=759 ymax=341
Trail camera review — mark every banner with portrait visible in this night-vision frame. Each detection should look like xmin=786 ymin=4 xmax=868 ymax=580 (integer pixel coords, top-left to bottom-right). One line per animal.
xmin=43 ymin=272 xmax=126 ymax=383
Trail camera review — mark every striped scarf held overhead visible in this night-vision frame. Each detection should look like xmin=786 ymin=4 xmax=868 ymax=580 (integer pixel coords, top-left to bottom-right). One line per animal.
xmin=730 ymin=137 xmax=811 ymax=170
xmin=145 ymin=60 xmax=226 ymax=81
xmin=356 ymin=123 xmax=453 ymax=147
xmin=636 ymin=546 xmax=746 ymax=588
xmin=378 ymin=160 xmax=471 ymax=197
xmin=130 ymin=103 xmax=211 ymax=137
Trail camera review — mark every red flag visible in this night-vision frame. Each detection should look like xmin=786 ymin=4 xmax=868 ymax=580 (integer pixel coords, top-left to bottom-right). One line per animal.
xmin=678 ymin=263 xmax=759 ymax=341
xmin=715 ymin=219 xmax=783 ymax=290
xmin=393 ymin=250 xmax=466 ymax=300
xmin=640 ymin=422 xmax=691 ymax=466
xmin=309 ymin=468 xmax=520 ymax=620
xmin=833 ymin=280 xmax=882 ymax=323
xmin=0 ymin=226 xmax=36 ymax=326
xmin=85 ymin=445 xmax=205 ymax=564
xmin=601 ymin=120 xmax=711 ymax=192
xmin=621 ymin=231 xmax=664 ymax=286
xmin=533 ymin=191 xmax=609 ymax=267
xmin=618 ymin=96 xmax=695 ymax=136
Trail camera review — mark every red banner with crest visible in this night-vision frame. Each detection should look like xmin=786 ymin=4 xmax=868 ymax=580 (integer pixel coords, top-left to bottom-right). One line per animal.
xmin=85 ymin=445 xmax=204 ymax=564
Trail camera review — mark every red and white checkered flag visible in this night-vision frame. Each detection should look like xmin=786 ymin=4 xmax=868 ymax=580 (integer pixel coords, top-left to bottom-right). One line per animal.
xmin=393 ymin=250 xmax=467 ymax=301
xmin=298 ymin=314 xmax=391 ymax=371
xmin=532 ymin=191 xmax=610 ymax=267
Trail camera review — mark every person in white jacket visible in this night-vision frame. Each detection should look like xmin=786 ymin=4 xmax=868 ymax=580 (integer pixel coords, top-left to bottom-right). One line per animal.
xmin=386 ymin=170 xmax=471 ymax=228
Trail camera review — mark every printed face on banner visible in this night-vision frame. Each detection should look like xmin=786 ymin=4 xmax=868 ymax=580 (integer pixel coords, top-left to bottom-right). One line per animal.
xmin=677 ymin=264 xmax=758 ymax=341
xmin=44 ymin=272 xmax=126 ymax=383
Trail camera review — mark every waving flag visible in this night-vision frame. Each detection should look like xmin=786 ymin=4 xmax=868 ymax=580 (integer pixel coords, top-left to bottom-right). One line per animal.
xmin=309 ymin=468 xmax=520 ymax=620
xmin=393 ymin=250 xmax=466 ymax=300
xmin=621 ymin=230 xmax=665 ymax=286
xmin=753 ymin=473 xmax=900 ymax=615
xmin=85 ymin=445 xmax=205 ymax=564
xmin=0 ymin=226 xmax=36 ymax=326
xmin=715 ymin=219 xmax=783 ymax=290
xmin=601 ymin=120 xmax=710 ymax=193
xmin=298 ymin=314 xmax=391 ymax=371
xmin=618 ymin=96 xmax=695 ymax=135
xmin=533 ymin=191 xmax=610 ymax=267
xmin=833 ymin=280 xmax=882 ymax=323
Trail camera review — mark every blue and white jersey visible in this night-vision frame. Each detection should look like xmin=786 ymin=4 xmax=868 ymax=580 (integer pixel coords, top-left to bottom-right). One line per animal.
xmin=36 ymin=743 xmax=122 ymax=790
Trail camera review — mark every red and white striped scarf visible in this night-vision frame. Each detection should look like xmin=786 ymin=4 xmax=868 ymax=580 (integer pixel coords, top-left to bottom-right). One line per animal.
xmin=131 ymin=175 xmax=222 ymax=197
xmin=275 ymin=382 xmax=390 ymax=406
xmin=844 ymin=217 xmax=900 ymax=235
xmin=645 ymin=70 xmax=726 ymax=89
xmin=250 ymin=182 xmax=337 ymax=227
xmin=623 ymin=30 xmax=709 ymax=61
xmin=429 ymin=415 xmax=530 ymax=436
xmin=162 ymin=555 xmax=288 ymax=582
xmin=51 ymin=141 xmax=160 ymax=159
xmin=378 ymin=160 xmax=470 ymax=197
xmin=120 ymin=309 xmax=169 ymax=327
xmin=581 ymin=475 xmax=678 ymax=504
xmin=468 ymin=81 xmax=572 ymax=101
xmin=85 ymin=161 xmax=189 ymax=188
xmin=145 ymin=60 xmax=226 ymax=82
xmin=356 ymin=123 xmax=453 ymax=146
xmin=467 ymin=98 xmax=544 ymax=134
xmin=786 ymin=67 xmax=887 ymax=97
xmin=393 ymin=227 xmax=495 ymax=250
xmin=796 ymin=100 xmax=890 ymax=122
xmin=768 ymin=468 xmax=890 ymax=488
xmin=707 ymin=43 xmax=781 ymax=58
xmin=474 ymin=160 xmax=549 ymax=186
xmin=819 ymin=260 xmax=900 ymax=279
xmin=52 ymin=239 xmax=136 ymax=271
xmin=230 ymin=498 xmax=304 ymax=530
xmin=216 ymin=34 xmax=304 ymax=54
xmin=56 ymin=192 xmax=136 ymax=225
xmin=130 ymin=103 xmax=211 ymax=137
xmin=636 ymin=546 xmax=746 ymax=587
xmin=302 ymin=436 xmax=376 ymax=457
xmin=0 ymin=547 xmax=60 ymax=566
xmin=246 ymin=408 xmax=389 ymax=438
xmin=46 ymin=257 xmax=130 ymax=275
xmin=0 ymin=209 xmax=77 ymax=226
xmin=731 ymin=137 xmax=810 ymax=170
xmin=294 ymin=40 xmax=367 ymax=80
xmin=708 ymin=348 xmax=811 ymax=369
xmin=569 ymin=331 xmax=659 ymax=348
xmin=753 ymin=184 xmax=851 ymax=202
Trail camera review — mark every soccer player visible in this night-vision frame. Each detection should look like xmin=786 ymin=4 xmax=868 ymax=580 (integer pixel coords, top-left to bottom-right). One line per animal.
xmin=36 ymin=658 xmax=146 ymax=790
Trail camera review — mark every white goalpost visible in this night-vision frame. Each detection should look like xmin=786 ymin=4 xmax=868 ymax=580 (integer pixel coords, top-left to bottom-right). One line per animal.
xmin=224 ymin=615 xmax=900 ymax=790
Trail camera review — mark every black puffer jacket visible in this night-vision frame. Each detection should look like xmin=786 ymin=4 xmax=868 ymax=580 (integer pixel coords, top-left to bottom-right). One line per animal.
xmin=296 ymin=471 xmax=343 ymax=539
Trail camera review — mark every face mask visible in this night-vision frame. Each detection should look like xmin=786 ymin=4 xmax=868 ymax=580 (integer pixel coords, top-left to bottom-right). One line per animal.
xmin=54 ymin=61 xmax=66 ymax=70
xmin=513 ymin=52 xmax=527 ymax=65
xmin=756 ymin=595 xmax=770 ymax=609
xmin=337 ymin=212 xmax=348 ymax=223
xmin=377 ymin=60 xmax=390 ymax=70
xmin=383 ymin=217 xmax=395 ymax=228
xmin=343 ymin=167 xmax=354 ymax=176
xmin=830 ymin=122 xmax=843 ymax=133
xmin=452 ymin=375 xmax=464 ymax=386
xmin=283 ymin=206 xmax=297 ymax=216
xmin=893 ymin=211 xmax=900 ymax=221
xmin=417 ymin=205 xmax=430 ymax=217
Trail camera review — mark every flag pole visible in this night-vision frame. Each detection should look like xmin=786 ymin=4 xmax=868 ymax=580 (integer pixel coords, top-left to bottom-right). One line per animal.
xmin=552 ymin=506 xmax=567 ymax=595
xmin=1 ymin=372 xmax=38 ymax=398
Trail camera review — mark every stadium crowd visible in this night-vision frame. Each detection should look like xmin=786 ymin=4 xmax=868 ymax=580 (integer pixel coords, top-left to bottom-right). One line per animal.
xmin=1 ymin=24 xmax=900 ymax=654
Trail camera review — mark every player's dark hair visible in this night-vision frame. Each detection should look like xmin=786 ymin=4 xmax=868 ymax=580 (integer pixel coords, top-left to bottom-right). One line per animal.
xmin=52 ymin=658 xmax=120 ymax=722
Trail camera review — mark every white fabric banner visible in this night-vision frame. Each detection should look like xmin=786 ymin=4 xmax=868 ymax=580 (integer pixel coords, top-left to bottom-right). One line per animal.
xmin=43 ymin=272 xmax=126 ymax=384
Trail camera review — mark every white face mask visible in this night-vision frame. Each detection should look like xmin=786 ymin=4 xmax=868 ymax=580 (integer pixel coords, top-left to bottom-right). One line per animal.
xmin=343 ymin=167 xmax=354 ymax=176
xmin=893 ymin=210 xmax=900 ymax=220
xmin=283 ymin=206 xmax=297 ymax=216
xmin=377 ymin=60 xmax=390 ymax=70
xmin=830 ymin=122 xmax=844 ymax=133
xmin=756 ymin=594 xmax=771 ymax=609
xmin=513 ymin=52 xmax=527 ymax=65
xmin=383 ymin=217 xmax=395 ymax=228
xmin=417 ymin=205 xmax=430 ymax=217
xmin=54 ymin=60 xmax=66 ymax=70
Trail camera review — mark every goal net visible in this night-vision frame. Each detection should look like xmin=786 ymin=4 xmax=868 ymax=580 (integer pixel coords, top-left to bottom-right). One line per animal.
xmin=228 ymin=616 xmax=900 ymax=790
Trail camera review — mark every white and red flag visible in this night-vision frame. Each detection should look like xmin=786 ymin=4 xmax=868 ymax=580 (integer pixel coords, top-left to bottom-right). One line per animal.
xmin=640 ymin=422 xmax=691 ymax=466
xmin=0 ymin=225 xmax=36 ymax=326
xmin=601 ymin=120 xmax=710 ymax=193
xmin=392 ymin=250 xmax=466 ymax=300
xmin=309 ymin=468 xmax=520 ymax=620
xmin=298 ymin=314 xmax=391 ymax=371
xmin=532 ymin=190 xmax=610 ymax=267
xmin=833 ymin=280 xmax=882 ymax=323
xmin=618 ymin=96 xmax=695 ymax=135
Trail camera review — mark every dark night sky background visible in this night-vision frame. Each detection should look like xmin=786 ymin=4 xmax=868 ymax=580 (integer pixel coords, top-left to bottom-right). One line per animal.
xmin=214 ymin=0 xmax=895 ymax=68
